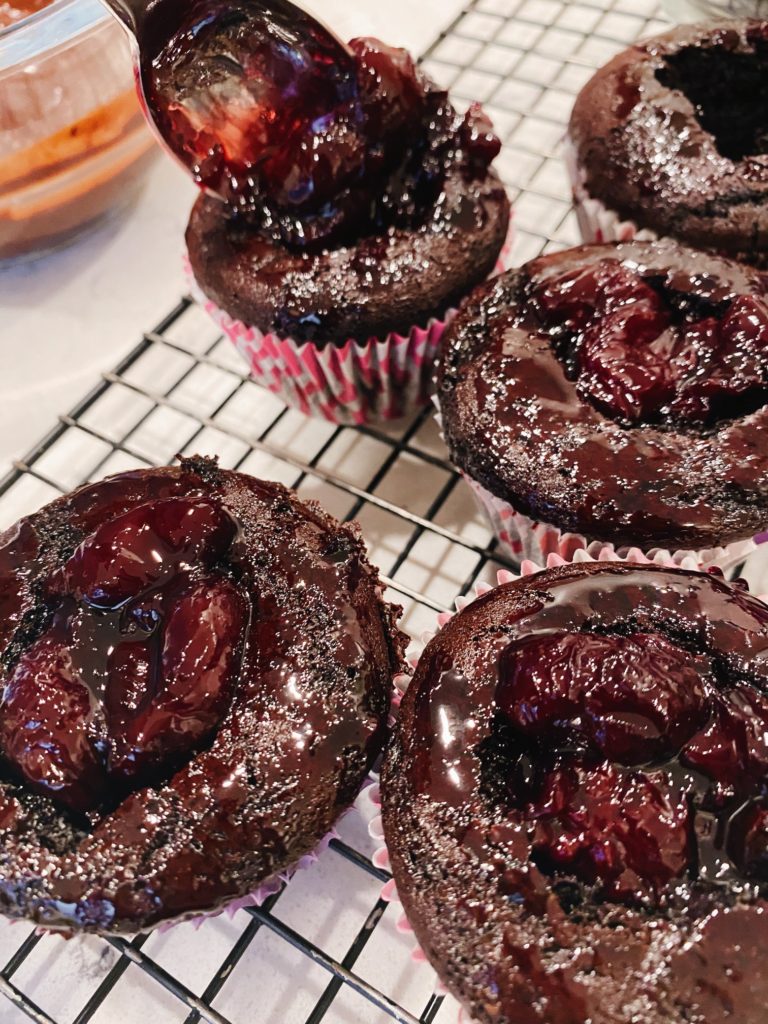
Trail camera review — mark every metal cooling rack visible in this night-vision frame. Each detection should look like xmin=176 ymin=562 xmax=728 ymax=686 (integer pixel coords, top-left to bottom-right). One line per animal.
xmin=0 ymin=1 xmax=678 ymax=1022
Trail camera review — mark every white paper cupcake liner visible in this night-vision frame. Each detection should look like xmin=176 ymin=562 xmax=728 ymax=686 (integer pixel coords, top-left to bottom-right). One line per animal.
xmin=465 ymin=470 xmax=763 ymax=574
xmin=185 ymin=222 xmax=513 ymax=427
xmin=563 ymin=135 xmax=659 ymax=247
xmin=368 ymin=555 xmax=768 ymax=1024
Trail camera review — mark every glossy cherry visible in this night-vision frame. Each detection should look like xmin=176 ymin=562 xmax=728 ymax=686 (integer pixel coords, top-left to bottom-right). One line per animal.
xmin=143 ymin=1 xmax=364 ymax=208
xmin=58 ymin=496 xmax=237 ymax=609
xmin=108 ymin=576 xmax=248 ymax=785
xmin=530 ymin=260 xmax=768 ymax=427
xmin=494 ymin=623 xmax=768 ymax=901
xmin=499 ymin=631 xmax=711 ymax=766
xmin=528 ymin=759 xmax=691 ymax=900
xmin=350 ymin=36 xmax=426 ymax=173
xmin=0 ymin=636 xmax=109 ymax=815
xmin=668 ymin=296 xmax=768 ymax=422
xmin=0 ymin=496 xmax=247 ymax=817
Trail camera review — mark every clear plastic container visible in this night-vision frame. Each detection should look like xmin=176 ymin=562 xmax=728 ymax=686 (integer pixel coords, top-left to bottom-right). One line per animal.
xmin=0 ymin=0 xmax=158 ymax=263
xmin=663 ymin=0 xmax=768 ymax=20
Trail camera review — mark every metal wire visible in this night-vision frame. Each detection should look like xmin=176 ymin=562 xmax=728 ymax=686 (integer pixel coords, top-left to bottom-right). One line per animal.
xmin=0 ymin=1 xmax=666 ymax=1021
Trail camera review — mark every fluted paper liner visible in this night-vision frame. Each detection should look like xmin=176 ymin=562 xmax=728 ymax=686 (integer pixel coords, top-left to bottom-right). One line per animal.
xmin=185 ymin=221 xmax=512 ymax=427
xmin=464 ymin=470 xmax=763 ymax=573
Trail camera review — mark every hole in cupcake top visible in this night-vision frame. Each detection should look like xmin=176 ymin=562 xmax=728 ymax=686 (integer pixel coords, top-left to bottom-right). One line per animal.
xmin=0 ymin=496 xmax=250 ymax=826
xmin=527 ymin=255 xmax=768 ymax=430
xmin=483 ymin=615 xmax=768 ymax=908
xmin=655 ymin=35 xmax=768 ymax=162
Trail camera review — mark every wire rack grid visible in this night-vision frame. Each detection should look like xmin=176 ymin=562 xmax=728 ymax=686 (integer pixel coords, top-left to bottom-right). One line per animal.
xmin=0 ymin=1 xmax=679 ymax=1022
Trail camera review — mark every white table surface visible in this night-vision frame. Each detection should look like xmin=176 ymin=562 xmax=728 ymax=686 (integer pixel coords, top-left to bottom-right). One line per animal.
xmin=0 ymin=0 xmax=466 ymax=473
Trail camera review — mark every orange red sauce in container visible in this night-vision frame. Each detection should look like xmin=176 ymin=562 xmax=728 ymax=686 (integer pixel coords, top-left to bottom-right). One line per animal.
xmin=0 ymin=1 xmax=54 ymax=28
xmin=0 ymin=0 xmax=54 ymax=28
xmin=0 ymin=0 xmax=158 ymax=262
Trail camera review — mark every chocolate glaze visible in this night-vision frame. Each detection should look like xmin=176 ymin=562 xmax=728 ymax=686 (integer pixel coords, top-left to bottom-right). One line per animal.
xmin=569 ymin=21 xmax=768 ymax=267
xmin=382 ymin=563 xmax=768 ymax=1024
xmin=0 ymin=458 xmax=405 ymax=933
xmin=437 ymin=240 xmax=768 ymax=551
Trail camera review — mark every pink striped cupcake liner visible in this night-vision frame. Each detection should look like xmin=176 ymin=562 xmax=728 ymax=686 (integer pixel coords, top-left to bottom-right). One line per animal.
xmin=367 ymin=553 xmax=767 ymax=1024
xmin=433 ymin=399 xmax=763 ymax=573
xmin=464 ymin=470 xmax=765 ymax=574
xmin=185 ymin=222 xmax=513 ymax=427
xmin=191 ymin=279 xmax=450 ymax=427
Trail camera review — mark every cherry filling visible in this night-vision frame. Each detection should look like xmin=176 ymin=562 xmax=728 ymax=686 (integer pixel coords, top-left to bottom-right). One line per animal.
xmin=0 ymin=497 xmax=248 ymax=818
xmin=146 ymin=1 xmax=500 ymax=249
xmin=490 ymin=627 xmax=768 ymax=905
xmin=529 ymin=259 xmax=768 ymax=427
xmin=655 ymin=31 xmax=768 ymax=162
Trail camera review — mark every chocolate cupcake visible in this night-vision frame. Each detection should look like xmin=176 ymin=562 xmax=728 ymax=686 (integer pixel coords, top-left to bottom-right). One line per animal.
xmin=382 ymin=560 xmax=768 ymax=1024
xmin=182 ymin=30 xmax=511 ymax=425
xmin=566 ymin=21 xmax=768 ymax=266
xmin=437 ymin=239 xmax=768 ymax=569
xmin=0 ymin=457 xmax=405 ymax=933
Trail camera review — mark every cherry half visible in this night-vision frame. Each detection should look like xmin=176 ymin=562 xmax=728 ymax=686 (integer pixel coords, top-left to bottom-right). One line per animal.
xmin=494 ymin=626 xmax=768 ymax=903
xmin=0 ymin=497 xmax=248 ymax=817
xmin=530 ymin=259 xmax=768 ymax=427
xmin=58 ymin=496 xmax=237 ymax=608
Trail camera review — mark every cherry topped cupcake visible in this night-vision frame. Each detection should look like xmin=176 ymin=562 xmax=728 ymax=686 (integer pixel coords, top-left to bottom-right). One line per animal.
xmin=437 ymin=239 xmax=768 ymax=569
xmin=0 ymin=457 xmax=405 ymax=933
xmin=382 ymin=561 xmax=768 ymax=1024
xmin=567 ymin=20 xmax=768 ymax=265
xmin=172 ymin=10 xmax=510 ymax=424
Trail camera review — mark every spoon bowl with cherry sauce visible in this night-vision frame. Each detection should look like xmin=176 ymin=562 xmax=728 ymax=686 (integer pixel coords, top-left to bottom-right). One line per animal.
xmin=99 ymin=0 xmax=365 ymax=210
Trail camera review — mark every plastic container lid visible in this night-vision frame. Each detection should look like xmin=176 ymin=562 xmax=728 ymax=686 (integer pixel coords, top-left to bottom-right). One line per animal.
xmin=0 ymin=0 xmax=112 ymax=69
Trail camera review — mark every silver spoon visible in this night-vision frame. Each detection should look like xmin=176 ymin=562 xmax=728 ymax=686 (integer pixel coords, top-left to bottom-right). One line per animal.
xmin=99 ymin=0 xmax=360 ymax=205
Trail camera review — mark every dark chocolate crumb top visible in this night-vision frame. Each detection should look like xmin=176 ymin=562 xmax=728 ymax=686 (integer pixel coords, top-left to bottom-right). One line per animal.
xmin=186 ymin=161 xmax=510 ymax=346
xmin=382 ymin=563 xmax=768 ymax=1024
xmin=569 ymin=20 xmax=768 ymax=267
xmin=0 ymin=459 xmax=404 ymax=933
xmin=437 ymin=240 xmax=768 ymax=551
